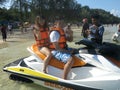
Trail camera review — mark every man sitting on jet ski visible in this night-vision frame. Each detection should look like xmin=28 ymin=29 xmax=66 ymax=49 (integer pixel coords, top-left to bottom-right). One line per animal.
xmin=49 ymin=18 xmax=75 ymax=80
xmin=75 ymin=13 xmax=105 ymax=49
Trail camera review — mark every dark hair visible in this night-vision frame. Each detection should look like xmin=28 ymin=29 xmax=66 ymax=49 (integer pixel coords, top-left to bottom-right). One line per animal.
xmin=91 ymin=14 xmax=100 ymax=19
xmin=41 ymin=15 xmax=46 ymax=20
xmin=41 ymin=16 xmax=49 ymax=29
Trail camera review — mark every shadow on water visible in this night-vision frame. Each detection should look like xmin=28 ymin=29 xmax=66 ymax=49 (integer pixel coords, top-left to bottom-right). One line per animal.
xmin=22 ymin=83 xmax=52 ymax=90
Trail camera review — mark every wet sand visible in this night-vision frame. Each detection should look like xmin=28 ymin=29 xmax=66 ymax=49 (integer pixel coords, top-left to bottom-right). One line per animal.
xmin=0 ymin=25 xmax=119 ymax=90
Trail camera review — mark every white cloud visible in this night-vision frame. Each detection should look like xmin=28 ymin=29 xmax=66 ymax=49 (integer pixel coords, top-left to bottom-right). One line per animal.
xmin=110 ymin=9 xmax=120 ymax=17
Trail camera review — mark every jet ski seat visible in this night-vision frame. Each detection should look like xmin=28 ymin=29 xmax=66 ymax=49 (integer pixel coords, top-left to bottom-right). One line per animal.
xmin=30 ymin=44 xmax=86 ymax=69
xmin=98 ymin=42 xmax=120 ymax=68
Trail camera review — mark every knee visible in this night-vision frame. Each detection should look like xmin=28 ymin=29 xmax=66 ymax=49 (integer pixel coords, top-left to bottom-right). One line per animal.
xmin=48 ymin=52 xmax=52 ymax=57
xmin=69 ymin=57 xmax=74 ymax=64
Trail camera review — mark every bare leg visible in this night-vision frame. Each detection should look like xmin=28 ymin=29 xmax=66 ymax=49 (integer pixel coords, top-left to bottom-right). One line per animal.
xmin=43 ymin=53 xmax=52 ymax=73
xmin=63 ymin=57 xmax=74 ymax=79
xmin=40 ymin=47 xmax=52 ymax=73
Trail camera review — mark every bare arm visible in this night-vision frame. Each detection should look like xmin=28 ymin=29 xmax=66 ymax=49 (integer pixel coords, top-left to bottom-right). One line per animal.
xmin=33 ymin=26 xmax=41 ymax=40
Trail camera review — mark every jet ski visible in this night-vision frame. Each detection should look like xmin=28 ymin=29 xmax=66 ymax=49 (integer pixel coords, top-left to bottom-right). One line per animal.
xmin=3 ymin=42 xmax=120 ymax=90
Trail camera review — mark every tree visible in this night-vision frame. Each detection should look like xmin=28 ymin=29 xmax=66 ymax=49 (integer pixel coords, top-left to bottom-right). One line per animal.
xmin=1 ymin=0 xmax=120 ymax=24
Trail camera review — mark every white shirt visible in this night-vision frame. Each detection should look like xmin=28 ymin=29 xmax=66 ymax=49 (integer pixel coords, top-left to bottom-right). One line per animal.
xmin=50 ymin=31 xmax=60 ymax=42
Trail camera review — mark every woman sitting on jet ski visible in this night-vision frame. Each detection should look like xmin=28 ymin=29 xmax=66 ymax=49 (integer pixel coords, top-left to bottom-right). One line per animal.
xmin=33 ymin=15 xmax=52 ymax=73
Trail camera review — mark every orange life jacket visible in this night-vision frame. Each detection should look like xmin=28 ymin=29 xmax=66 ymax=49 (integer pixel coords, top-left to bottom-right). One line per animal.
xmin=34 ymin=26 xmax=50 ymax=48
xmin=49 ymin=27 xmax=67 ymax=49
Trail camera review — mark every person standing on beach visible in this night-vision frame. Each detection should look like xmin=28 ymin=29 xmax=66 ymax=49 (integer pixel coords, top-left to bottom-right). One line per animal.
xmin=19 ymin=22 xmax=24 ymax=34
xmin=81 ymin=18 xmax=89 ymax=38
xmin=0 ymin=24 xmax=7 ymax=42
xmin=64 ymin=23 xmax=73 ymax=42
xmin=8 ymin=24 xmax=13 ymax=35
xmin=118 ymin=24 xmax=120 ymax=32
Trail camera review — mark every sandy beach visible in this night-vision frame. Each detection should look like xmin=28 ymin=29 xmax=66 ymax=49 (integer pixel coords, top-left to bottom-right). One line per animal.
xmin=0 ymin=25 xmax=119 ymax=90
xmin=0 ymin=29 xmax=51 ymax=90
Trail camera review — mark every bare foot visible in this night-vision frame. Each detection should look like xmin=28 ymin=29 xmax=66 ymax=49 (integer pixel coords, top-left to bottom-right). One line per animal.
xmin=43 ymin=70 xmax=47 ymax=73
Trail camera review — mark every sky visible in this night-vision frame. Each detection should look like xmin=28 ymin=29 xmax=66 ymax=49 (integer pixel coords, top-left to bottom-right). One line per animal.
xmin=0 ymin=0 xmax=12 ymax=9
xmin=76 ymin=0 xmax=120 ymax=17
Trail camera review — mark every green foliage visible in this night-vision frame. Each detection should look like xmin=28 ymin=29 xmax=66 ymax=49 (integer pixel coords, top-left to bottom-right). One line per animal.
xmin=0 ymin=0 xmax=120 ymax=24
